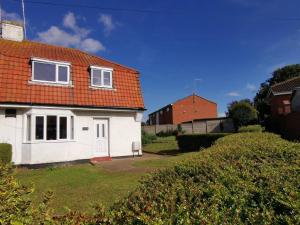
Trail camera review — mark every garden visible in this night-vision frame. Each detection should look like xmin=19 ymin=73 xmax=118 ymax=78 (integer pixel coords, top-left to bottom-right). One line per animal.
xmin=0 ymin=128 xmax=299 ymax=224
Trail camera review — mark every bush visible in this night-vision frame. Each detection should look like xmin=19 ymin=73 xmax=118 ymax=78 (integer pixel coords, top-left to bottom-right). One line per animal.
xmin=112 ymin=133 xmax=300 ymax=224
xmin=228 ymin=99 xmax=258 ymax=130
xmin=142 ymin=130 xmax=157 ymax=145
xmin=238 ymin=124 xmax=264 ymax=133
xmin=176 ymin=133 xmax=229 ymax=151
xmin=156 ymin=130 xmax=174 ymax=137
xmin=0 ymin=143 xmax=12 ymax=164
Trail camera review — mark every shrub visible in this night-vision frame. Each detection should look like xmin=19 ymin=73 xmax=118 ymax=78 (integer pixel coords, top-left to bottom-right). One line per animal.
xmin=142 ymin=130 xmax=157 ymax=145
xmin=238 ymin=124 xmax=264 ymax=133
xmin=228 ymin=99 xmax=258 ymax=130
xmin=156 ymin=130 xmax=174 ymax=137
xmin=0 ymin=143 xmax=12 ymax=164
xmin=112 ymin=133 xmax=300 ymax=224
xmin=176 ymin=133 xmax=229 ymax=151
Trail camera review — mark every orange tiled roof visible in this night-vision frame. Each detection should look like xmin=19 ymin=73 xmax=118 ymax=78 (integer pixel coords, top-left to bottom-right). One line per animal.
xmin=0 ymin=39 xmax=145 ymax=110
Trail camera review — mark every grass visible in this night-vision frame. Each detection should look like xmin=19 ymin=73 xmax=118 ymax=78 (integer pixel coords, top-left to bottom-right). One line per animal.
xmin=15 ymin=136 xmax=185 ymax=214
xmin=142 ymin=136 xmax=179 ymax=155
xmin=15 ymin=165 xmax=144 ymax=214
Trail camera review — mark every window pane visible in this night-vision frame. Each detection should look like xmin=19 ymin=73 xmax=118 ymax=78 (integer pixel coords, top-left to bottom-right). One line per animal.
xmin=34 ymin=62 xmax=56 ymax=82
xmin=103 ymin=71 xmax=111 ymax=86
xmin=59 ymin=117 xmax=67 ymax=139
xmin=58 ymin=66 xmax=68 ymax=82
xmin=27 ymin=115 xmax=31 ymax=141
xmin=35 ymin=116 xmax=44 ymax=140
xmin=92 ymin=69 xmax=102 ymax=86
xmin=70 ymin=116 xmax=74 ymax=139
xmin=102 ymin=124 xmax=105 ymax=137
xmin=47 ymin=116 xmax=57 ymax=140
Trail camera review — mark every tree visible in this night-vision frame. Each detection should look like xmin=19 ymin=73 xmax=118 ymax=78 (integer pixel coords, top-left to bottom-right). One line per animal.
xmin=227 ymin=99 xmax=258 ymax=130
xmin=254 ymin=64 xmax=300 ymax=121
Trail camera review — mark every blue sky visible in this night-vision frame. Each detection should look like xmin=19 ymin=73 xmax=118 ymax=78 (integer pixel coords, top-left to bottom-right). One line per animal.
xmin=2 ymin=0 xmax=300 ymax=118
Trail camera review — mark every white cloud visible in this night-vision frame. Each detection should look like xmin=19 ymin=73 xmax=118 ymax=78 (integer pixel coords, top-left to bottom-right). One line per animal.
xmin=98 ymin=14 xmax=116 ymax=35
xmin=227 ymin=91 xmax=241 ymax=97
xmin=80 ymin=38 xmax=105 ymax=52
xmin=1 ymin=9 xmax=22 ymax=22
xmin=246 ymin=83 xmax=256 ymax=92
xmin=37 ymin=26 xmax=81 ymax=47
xmin=218 ymin=112 xmax=226 ymax=117
xmin=36 ymin=12 xmax=105 ymax=53
xmin=63 ymin=12 xmax=90 ymax=37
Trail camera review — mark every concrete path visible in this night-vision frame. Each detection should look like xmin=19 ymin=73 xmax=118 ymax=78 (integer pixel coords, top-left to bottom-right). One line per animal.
xmin=96 ymin=153 xmax=168 ymax=172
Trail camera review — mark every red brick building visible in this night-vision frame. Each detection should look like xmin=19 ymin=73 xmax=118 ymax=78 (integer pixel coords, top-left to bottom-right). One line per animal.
xmin=148 ymin=94 xmax=217 ymax=125
xmin=268 ymin=77 xmax=300 ymax=140
xmin=269 ymin=77 xmax=300 ymax=117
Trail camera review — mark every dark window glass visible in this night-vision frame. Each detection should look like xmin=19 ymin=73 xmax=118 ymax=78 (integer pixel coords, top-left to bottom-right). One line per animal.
xmin=58 ymin=66 xmax=68 ymax=82
xmin=70 ymin=116 xmax=74 ymax=139
xmin=47 ymin=116 xmax=57 ymax=140
xmin=92 ymin=69 xmax=102 ymax=86
xmin=35 ymin=116 xmax=44 ymax=140
xmin=103 ymin=71 xmax=111 ymax=86
xmin=34 ymin=62 xmax=56 ymax=82
xmin=59 ymin=117 xmax=67 ymax=139
xmin=5 ymin=109 xmax=16 ymax=117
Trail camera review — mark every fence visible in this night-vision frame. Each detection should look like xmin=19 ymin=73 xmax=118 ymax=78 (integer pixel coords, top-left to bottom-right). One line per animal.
xmin=142 ymin=117 xmax=234 ymax=135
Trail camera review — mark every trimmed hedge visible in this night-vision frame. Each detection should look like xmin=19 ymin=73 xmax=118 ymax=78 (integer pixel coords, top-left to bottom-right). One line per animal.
xmin=176 ymin=133 xmax=229 ymax=151
xmin=0 ymin=143 xmax=12 ymax=164
xmin=112 ymin=132 xmax=300 ymax=224
xmin=238 ymin=124 xmax=264 ymax=133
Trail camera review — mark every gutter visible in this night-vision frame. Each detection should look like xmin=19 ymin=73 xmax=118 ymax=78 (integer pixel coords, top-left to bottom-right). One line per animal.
xmin=0 ymin=103 xmax=146 ymax=112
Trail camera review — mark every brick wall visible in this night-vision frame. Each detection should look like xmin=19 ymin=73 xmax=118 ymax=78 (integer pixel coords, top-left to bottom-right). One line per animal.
xmin=270 ymin=94 xmax=291 ymax=117
xmin=172 ymin=95 xmax=217 ymax=124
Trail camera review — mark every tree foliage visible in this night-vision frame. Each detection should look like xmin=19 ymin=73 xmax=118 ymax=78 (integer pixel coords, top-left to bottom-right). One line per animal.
xmin=227 ymin=99 xmax=257 ymax=130
xmin=254 ymin=64 xmax=300 ymax=120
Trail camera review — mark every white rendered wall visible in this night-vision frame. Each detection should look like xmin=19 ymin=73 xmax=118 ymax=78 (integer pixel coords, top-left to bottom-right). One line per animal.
xmin=0 ymin=107 xmax=142 ymax=165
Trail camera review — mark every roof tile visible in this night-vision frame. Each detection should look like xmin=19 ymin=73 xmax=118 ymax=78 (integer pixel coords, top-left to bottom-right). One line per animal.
xmin=0 ymin=39 xmax=144 ymax=109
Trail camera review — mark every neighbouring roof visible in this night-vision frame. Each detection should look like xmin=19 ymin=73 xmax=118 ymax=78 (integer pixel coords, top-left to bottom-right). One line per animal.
xmin=0 ymin=39 xmax=145 ymax=110
xmin=270 ymin=76 xmax=300 ymax=95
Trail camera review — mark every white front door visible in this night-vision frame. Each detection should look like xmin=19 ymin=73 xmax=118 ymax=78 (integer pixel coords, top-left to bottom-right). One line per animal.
xmin=93 ymin=119 xmax=109 ymax=157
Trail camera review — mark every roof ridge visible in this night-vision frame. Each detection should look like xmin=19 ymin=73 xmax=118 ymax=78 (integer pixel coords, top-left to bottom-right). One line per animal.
xmin=271 ymin=76 xmax=300 ymax=88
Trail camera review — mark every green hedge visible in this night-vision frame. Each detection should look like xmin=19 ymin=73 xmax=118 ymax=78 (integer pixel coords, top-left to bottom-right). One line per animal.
xmin=176 ymin=133 xmax=229 ymax=151
xmin=112 ymin=132 xmax=300 ymax=224
xmin=142 ymin=130 xmax=157 ymax=145
xmin=238 ymin=124 xmax=264 ymax=133
xmin=0 ymin=143 xmax=12 ymax=164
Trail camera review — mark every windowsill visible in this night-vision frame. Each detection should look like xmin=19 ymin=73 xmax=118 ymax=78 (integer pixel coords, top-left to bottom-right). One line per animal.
xmin=28 ymin=80 xmax=74 ymax=88
xmin=89 ymin=85 xmax=116 ymax=91
xmin=23 ymin=139 xmax=76 ymax=144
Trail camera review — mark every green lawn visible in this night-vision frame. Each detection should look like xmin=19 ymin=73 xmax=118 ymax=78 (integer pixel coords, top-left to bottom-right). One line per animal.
xmin=15 ymin=136 xmax=188 ymax=214
xmin=142 ymin=136 xmax=179 ymax=154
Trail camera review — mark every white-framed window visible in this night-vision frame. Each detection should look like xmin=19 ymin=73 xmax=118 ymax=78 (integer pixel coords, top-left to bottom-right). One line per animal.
xmin=31 ymin=58 xmax=70 ymax=84
xmin=25 ymin=114 xmax=74 ymax=142
xmin=90 ymin=66 xmax=113 ymax=88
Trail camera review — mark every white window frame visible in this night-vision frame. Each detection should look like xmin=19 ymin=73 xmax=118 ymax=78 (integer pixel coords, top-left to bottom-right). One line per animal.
xmin=31 ymin=58 xmax=71 ymax=85
xmin=90 ymin=66 xmax=113 ymax=88
xmin=24 ymin=114 xmax=75 ymax=143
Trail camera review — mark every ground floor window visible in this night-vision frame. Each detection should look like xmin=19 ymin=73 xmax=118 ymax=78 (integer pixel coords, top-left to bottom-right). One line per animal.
xmin=27 ymin=114 xmax=73 ymax=142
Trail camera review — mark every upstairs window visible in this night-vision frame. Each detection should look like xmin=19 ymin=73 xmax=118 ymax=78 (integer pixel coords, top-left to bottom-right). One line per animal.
xmin=32 ymin=58 xmax=70 ymax=84
xmin=90 ymin=66 xmax=113 ymax=88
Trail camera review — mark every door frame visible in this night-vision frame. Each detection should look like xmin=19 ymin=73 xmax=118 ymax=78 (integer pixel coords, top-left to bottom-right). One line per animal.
xmin=93 ymin=117 xmax=110 ymax=157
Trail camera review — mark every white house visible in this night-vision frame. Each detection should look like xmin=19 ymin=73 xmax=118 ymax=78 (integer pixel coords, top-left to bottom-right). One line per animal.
xmin=0 ymin=21 xmax=145 ymax=165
